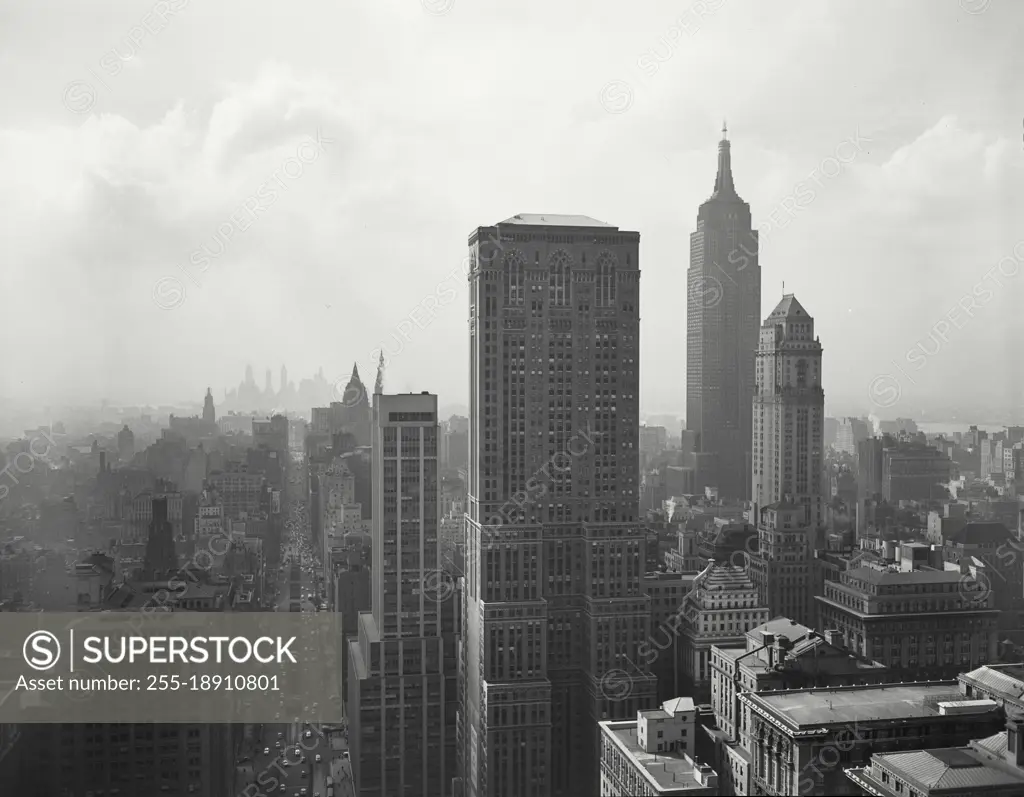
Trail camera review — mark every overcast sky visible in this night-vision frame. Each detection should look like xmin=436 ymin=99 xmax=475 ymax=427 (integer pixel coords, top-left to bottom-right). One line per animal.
xmin=1 ymin=0 xmax=1021 ymax=421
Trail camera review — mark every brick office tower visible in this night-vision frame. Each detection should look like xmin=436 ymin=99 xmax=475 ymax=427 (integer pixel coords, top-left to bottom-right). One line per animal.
xmin=348 ymin=393 xmax=457 ymax=797
xmin=459 ymin=215 xmax=657 ymax=797
xmin=686 ymin=125 xmax=762 ymax=500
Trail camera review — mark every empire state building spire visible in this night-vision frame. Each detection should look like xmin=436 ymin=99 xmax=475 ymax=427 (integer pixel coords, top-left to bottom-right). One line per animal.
xmin=712 ymin=120 xmax=738 ymax=199
xmin=688 ymin=125 xmax=761 ymax=502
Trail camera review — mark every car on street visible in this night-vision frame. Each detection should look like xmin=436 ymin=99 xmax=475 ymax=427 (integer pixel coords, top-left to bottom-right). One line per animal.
xmin=264 ymin=747 xmax=270 ymax=755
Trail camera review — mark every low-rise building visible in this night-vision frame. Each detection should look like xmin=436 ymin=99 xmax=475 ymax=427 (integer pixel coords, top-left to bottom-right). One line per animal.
xmin=678 ymin=561 xmax=770 ymax=699
xmin=925 ymin=502 xmax=969 ymax=545
xmin=697 ymin=519 xmax=758 ymax=569
xmin=742 ymin=680 xmax=1005 ymax=796
xmin=599 ymin=697 xmax=719 ymax=796
xmin=940 ymin=522 xmax=1024 ymax=615
xmin=845 ymin=712 xmax=1024 ymax=796
xmin=959 ymin=663 xmax=1024 ymax=713
xmin=666 ymin=522 xmax=705 ymax=573
xmin=816 ymin=561 xmax=1000 ymax=681
xmin=706 ymin=618 xmax=888 ymax=795
xmin=207 ymin=464 xmax=267 ymax=521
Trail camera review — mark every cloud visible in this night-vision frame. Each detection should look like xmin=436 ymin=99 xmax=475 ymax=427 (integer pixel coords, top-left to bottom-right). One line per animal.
xmin=1 ymin=0 xmax=1022 ymax=423
xmin=766 ymin=115 xmax=1024 ymax=418
xmin=0 ymin=64 xmax=359 ymax=403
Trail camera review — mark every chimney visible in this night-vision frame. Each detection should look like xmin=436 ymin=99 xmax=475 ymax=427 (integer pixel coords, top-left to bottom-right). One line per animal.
xmin=823 ymin=629 xmax=841 ymax=648
xmin=774 ymin=637 xmax=787 ymax=667
xmin=762 ymin=632 xmax=776 ymax=667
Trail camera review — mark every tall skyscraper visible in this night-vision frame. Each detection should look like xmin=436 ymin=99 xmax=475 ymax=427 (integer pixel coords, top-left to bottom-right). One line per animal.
xmin=348 ymin=392 xmax=457 ymax=797
xmin=202 ymin=387 xmax=216 ymax=423
xmin=748 ymin=295 xmax=823 ymax=627
xmin=685 ymin=126 xmax=761 ymax=500
xmin=117 ymin=423 xmax=135 ymax=463
xmin=750 ymin=294 xmax=824 ymax=527
xmin=461 ymin=215 xmax=657 ymax=797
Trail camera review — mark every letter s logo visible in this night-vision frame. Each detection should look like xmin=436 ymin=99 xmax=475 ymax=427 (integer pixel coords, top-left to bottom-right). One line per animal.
xmin=24 ymin=630 xmax=61 ymax=671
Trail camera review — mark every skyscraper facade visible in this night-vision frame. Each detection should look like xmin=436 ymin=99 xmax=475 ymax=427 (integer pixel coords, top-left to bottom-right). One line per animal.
xmin=686 ymin=128 xmax=761 ymax=500
xmin=748 ymin=295 xmax=823 ymax=627
xmin=348 ymin=392 xmax=457 ymax=797
xmin=461 ymin=215 xmax=657 ymax=797
xmin=750 ymin=294 xmax=824 ymax=527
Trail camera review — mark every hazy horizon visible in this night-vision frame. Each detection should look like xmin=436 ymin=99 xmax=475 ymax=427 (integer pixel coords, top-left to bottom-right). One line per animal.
xmin=2 ymin=0 xmax=1022 ymax=422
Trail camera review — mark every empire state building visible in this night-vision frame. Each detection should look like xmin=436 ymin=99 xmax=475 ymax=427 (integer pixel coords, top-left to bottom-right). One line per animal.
xmin=685 ymin=125 xmax=761 ymax=500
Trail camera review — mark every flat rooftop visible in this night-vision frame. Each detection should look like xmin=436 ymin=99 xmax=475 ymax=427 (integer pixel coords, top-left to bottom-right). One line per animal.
xmin=498 ymin=213 xmax=613 ymax=228
xmin=844 ymin=566 xmax=965 ymax=585
xmin=742 ymin=682 xmax=992 ymax=729
xmin=753 ymin=617 xmax=812 ymax=641
xmin=601 ymin=722 xmax=712 ymax=793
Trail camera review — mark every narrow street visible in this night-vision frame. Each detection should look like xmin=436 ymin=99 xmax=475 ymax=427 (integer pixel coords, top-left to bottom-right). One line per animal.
xmin=235 ymin=446 xmax=353 ymax=797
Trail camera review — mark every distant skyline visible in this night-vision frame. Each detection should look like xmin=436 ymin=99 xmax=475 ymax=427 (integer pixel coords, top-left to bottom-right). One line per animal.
xmin=1 ymin=0 xmax=1022 ymax=421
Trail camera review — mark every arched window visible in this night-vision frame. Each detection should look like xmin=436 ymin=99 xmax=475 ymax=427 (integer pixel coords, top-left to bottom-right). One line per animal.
xmin=548 ymin=249 xmax=571 ymax=307
xmin=596 ymin=250 xmax=617 ymax=307
xmin=503 ymin=250 xmax=526 ymax=306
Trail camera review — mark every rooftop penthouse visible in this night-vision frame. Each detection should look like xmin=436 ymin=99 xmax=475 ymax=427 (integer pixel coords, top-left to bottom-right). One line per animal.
xmin=600 ymin=698 xmax=719 ymax=795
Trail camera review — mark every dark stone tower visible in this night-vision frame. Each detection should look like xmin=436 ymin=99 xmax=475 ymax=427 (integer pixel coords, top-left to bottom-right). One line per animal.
xmin=143 ymin=497 xmax=178 ymax=577
xmin=202 ymin=388 xmax=215 ymax=424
